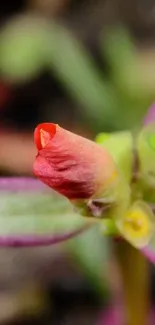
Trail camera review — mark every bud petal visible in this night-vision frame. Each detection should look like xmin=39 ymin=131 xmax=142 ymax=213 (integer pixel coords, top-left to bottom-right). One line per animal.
xmin=33 ymin=123 xmax=119 ymax=203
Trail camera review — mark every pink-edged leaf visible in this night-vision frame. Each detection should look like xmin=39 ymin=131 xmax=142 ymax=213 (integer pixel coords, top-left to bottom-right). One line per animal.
xmin=141 ymin=246 xmax=155 ymax=264
xmin=140 ymin=233 xmax=155 ymax=264
xmin=0 ymin=177 xmax=90 ymax=247
xmin=143 ymin=103 xmax=155 ymax=126
xmin=0 ymin=177 xmax=47 ymax=191
xmin=0 ymin=227 xmax=89 ymax=248
xmin=140 ymin=104 xmax=155 ymax=263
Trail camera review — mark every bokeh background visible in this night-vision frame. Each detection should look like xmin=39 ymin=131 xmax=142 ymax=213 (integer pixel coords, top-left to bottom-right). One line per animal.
xmin=1 ymin=0 xmax=155 ymax=324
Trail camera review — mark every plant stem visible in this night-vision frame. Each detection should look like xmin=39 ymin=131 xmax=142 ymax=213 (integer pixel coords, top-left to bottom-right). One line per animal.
xmin=115 ymin=240 xmax=150 ymax=325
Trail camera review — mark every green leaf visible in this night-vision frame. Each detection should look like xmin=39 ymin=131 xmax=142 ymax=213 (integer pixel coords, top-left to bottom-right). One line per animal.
xmin=0 ymin=16 xmax=46 ymax=82
xmin=95 ymin=131 xmax=133 ymax=182
xmin=137 ymin=123 xmax=155 ymax=190
xmin=101 ymin=27 xmax=140 ymax=98
xmin=101 ymin=27 xmax=135 ymax=72
xmin=0 ymin=191 xmax=87 ymax=236
xmin=95 ymin=133 xmax=111 ymax=144
xmin=44 ymin=23 xmax=119 ymax=130
xmin=95 ymin=132 xmax=132 ymax=224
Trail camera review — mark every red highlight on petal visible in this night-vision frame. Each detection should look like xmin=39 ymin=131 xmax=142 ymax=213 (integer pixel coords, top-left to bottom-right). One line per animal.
xmin=34 ymin=123 xmax=56 ymax=150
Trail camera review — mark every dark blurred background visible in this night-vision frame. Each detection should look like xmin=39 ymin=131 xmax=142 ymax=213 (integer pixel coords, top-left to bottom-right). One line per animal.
xmin=0 ymin=0 xmax=155 ymax=324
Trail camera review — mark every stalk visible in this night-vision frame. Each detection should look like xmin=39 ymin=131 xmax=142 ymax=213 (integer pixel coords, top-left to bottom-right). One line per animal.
xmin=115 ymin=240 xmax=150 ymax=325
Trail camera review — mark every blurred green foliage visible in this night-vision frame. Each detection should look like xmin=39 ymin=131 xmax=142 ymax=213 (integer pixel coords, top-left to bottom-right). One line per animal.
xmin=0 ymin=15 xmax=154 ymax=132
xmin=0 ymin=14 xmax=155 ymax=308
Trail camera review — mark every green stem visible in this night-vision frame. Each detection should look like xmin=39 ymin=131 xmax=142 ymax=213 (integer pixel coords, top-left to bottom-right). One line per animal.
xmin=115 ymin=241 xmax=150 ymax=325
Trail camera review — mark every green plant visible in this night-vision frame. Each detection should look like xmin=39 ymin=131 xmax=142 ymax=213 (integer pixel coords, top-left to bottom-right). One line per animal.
xmin=1 ymin=15 xmax=155 ymax=324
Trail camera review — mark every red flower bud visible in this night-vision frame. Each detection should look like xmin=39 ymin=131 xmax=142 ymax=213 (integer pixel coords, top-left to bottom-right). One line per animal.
xmin=33 ymin=123 xmax=118 ymax=200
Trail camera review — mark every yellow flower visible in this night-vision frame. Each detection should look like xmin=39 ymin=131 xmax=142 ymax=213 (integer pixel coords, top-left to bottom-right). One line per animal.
xmin=117 ymin=201 xmax=154 ymax=248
